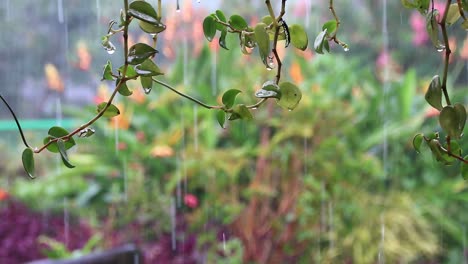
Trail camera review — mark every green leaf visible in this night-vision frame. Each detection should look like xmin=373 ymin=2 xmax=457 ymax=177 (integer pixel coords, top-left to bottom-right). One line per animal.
xmin=314 ymin=29 xmax=328 ymax=54
xmin=446 ymin=3 xmax=461 ymax=26
xmin=401 ymin=0 xmax=418 ymax=8
xmin=232 ymin=104 xmax=253 ymax=120
xmin=412 ymin=133 xmax=424 ymax=153
xmin=222 ymin=89 xmax=242 ymax=108
xmin=261 ymin=15 xmax=274 ymax=26
xmin=322 ymin=20 xmax=337 ymax=36
xmin=203 ymin=16 xmax=217 ymax=42
xmin=128 ymin=43 xmax=158 ymax=65
xmin=43 ymin=126 xmax=76 ymax=153
xmin=57 ymin=139 xmax=75 ymax=169
xmin=428 ymin=139 xmax=453 ymax=165
xmin=426 ymin=9 xmax=445 ymax=50
xmin=461 ymin=156 xmax=468 ymax=180
xmin=128 ymin=0 xmax=161 ymax=25
xmin=22 ymin=148 xmax=35 ymax=178
xmin=425 ymin=75 xmax=443 ymax=110
xmin=229 ymin=15 xmax=248 ymax=30
xmin=289 ymin=24 xmax=308 ymax=51
xmin=215 ymin=10 xmax=227 ymax=30
xmin=277 ymin=82 xmax=302 ymax=110
xmin=140 ymin=76 xmax=153 ymax=94
xmin=216 ymin=110 xmax=226 ymax=128
xmin=116 ymin=78 xmax=133 ymax=96
xmin=138 ymin=20 xmax=166 ymax=34
xmin=454 ymin=103 xmax=467 ymax=137
xmin=255 ymin=81 xmax=280 ymax=99
xmin=219 ymin=30 xmax=229 ymax=50
xmin=78 ymin=128 xmax=95 ymax=138
xmin=101 ymin=60 xmax=114 ymax=81
xmin=118 ymin=65 xmax=138 ymax=79
xmin=440 ymin=106 xmax=461 ymax=138
xmin=97 ymin=102 xmax=120 ymax=117
xmin=254 ymin=23 xmax=270 ymax=67
xmin=135 ymin=59 xmax=164 ymax=76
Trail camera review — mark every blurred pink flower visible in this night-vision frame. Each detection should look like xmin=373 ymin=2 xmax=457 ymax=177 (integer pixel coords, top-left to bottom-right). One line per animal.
xmin=410 ymin=12 xmax=428 ymax=46
xmin=184 ymin=194 xmax=198 ymax=209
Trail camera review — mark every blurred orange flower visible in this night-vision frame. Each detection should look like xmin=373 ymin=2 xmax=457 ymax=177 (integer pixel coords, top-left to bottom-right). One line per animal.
xmin=110 ymin=103 xmax=131 ymax=130
xmin=75 ymin=41 xmax=92 ymax=71
xmin=289 ymin=61 xmax=304 ymax=84
xmin=150 ymin=145 xmax=174 ymax=157
xmin=44 ymin=63 xmax=64 ymax=92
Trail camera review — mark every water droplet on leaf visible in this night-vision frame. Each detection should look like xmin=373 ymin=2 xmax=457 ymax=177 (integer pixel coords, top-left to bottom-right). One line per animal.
xmin=144 ymin=87 xmax=152 ymax=94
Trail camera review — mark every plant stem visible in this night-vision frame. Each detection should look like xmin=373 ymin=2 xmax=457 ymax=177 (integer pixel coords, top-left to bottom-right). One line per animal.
xmin=35 ymin=0 xmax=131 ymax=153
xmin=153 ymin=79 xmax=222 ymax=110
xmin=0 ymin=94 xmax=30 ymax=148
xmin=439 ymin=0 xmax=452 ymax=106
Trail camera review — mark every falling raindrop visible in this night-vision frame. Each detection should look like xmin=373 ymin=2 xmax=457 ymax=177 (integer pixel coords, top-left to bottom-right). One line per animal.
xmin=378 ymin=214 xmax=386 ymax=264
xmin=176 ymin=0 xmax=181 ymax=12
xmin=183 ymin=37 xmax=189 ymax=87
xmin=57 ymin=0 xmax=64 ymax=23
xmin=268 ymin=56 xmax=275 ymax=69
xmin=328 ymin=201 xmax=334 ymax=252
xmin=222 ymin=232 xmax=226 ymax=252
xmin=5 ymin=0 xmax=10 ymax=21
xmin=114 ymin=115 xmax=119 ymax=154
xmin=170 ymin=197 xmax=177 ymax=250
xmin=96 ymin=0 xmax=101 ymax=25
xmin=63 ymin=198 xmax=70 ymax=248
xmin=106 ymin=47 xmax=116 ymax=54
xmin=463 ymin=225 xmax=467 ymax=264
xmin=193 ymin=105 xmax=198 ymax=152
xmin=211 ymin=47 xmax=218 ymax=95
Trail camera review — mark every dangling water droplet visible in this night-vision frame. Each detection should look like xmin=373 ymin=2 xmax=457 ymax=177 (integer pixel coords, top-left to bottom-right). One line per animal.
xmin=344 ymin=47 xmax=350 ymax=52
xmin=252 ymin=107 xmax=258 ymax=110
xmin=176 ymin=0 xmax=181 ymax=12
xmin=144 ymin=87 xmax=152 ymax=94
xmin=268 ymin=57 xmax=275 ymax=69
xmin=436 ymin=46 xmax=446 ymax=52
xmin=266 ymin=67 xmax=272 ymax=71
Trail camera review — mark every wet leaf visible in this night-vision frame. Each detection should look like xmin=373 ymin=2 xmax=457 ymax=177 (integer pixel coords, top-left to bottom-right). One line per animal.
xmin=57 ymin=139 xmax=75 ymax=168
xmin=412 ymin=133 xmax=424 ymax=153
xmin=101 ymin=60 xmax=114 ymax=81
xmin=428 ymin=139 xmax=454 ymax=165
xmin=440 ymin=106 xmax=460 ymax=138
xmin=219 ymin=30 xmax=229 ymax=50
xmin=289 ymin=24 xmax=308 ymax=51
xmin=203 ymin=16 xmax=216 ymax=42
xmin=128 ymin=43 xmax=158 ymax=65
xmin=97 ymin=102 xmax=120 ymax=117
xmin=216 ymin=110 xmax=226 ymax=128
xmin=138 ymin=20 xmax=166 ymax=34
xmin=446 ymin=3 xmax=461 ymax=26
xmin=277 ymin=82 xmax=302 ymax=110
xmin=43 ymin=126 xmax=76 ymax=153
xmin=140 ymin=76 xmax=153 ymax=94
xmin=128 ymin=0 xmax=160 ymax=25
xmin=255 ymin=81 xmax=280 ymax=99
xmin=222 ymin=89 xmax=242 ymax=108
xmin=426 ymin=9 xmax=445 ymax=50
xmin=322 ymin=20 xmax=337 ymax=36
xmin=454 ymin=103 xmax=467 ymax=137
xmin=448 ymin=140 xmax=462 ymax=156
xmin=116 ymin=78 xmax=133 ymax=96
xmin=78 ymin=128 xmax=95 ymax=138
xmin=254 ymin=23 xmax=270 ymax=67
xmin=314 ymin=29 xmax=328 ymax=54
xmin=22 ymin=148 xmax=35 ymax=179
xmin=232 ymin=104 xmax=253 ymax=120
xmin=425 ymin=75 xmax=443 ymax=110
xmin=118 ymin=65 xmax=138 ymax=79
xmin=215 ymin=10 xmax=227 ymax=30
xmin=135 ymin=59 xmax=164 ymax=76
xmin=229 ymin=14 xmax=248 ymax=30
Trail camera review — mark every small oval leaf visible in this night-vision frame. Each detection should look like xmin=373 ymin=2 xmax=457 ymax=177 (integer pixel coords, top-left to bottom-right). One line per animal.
xmin=101 ymin=60 xmax=114 ymax=81
xmin=289 ymin=24 xmax=308 ymax=51
xmin=134 ymin=59 xmax=164 ymax=76
xmin=232 ymin=104 xmax=253 ymax=120
xmin=314 ymin=29 xmax=328 ymax=54
xmin=97 ymin=102 xmax=120 ymax=117
xmin=277 ymin=82 xmax=302 ymax=110
xmin=57 ymin=139 xmax=75 ymax=168
xmin=128 ymin=0 xmax=160 ymax=25
xmin=203 ymin=16 xmax=217 ymax=42
xmin=425 ymin=75 xmax=443 ymax=110
xmin=446 ymin=3 xmax=461 ymax=26
xmin=128 ymin=43 xmax=158 ymax=65
xmin=138 ymin=20 xmax=166 ymax=34
xmin=44 ymin=127 xmax=76 ymax=153
xmin=322 ymin=20 xmax=337 ymax=35
xmin=222 ymin=89 xmax=242 ymax=108
xmin=254 ymin=23 xmax=270 ymax=67
xmin=440 ymin=106 xmax=460 ymax=138
xmin=229 ymin=14 xmax=248 ymax=30
xmin=412 ymin=133 xmax=424 ymax=153
xmin=216 ymin=110 xmax=226 ymax=128
xmin=454 ymin=103 xmax=467 ymax=138
xmin=116 ymin=79 xmax=133 ymax=96
xmin=22 ymin=148 xmax=35 ymax=178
